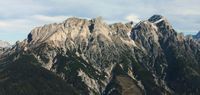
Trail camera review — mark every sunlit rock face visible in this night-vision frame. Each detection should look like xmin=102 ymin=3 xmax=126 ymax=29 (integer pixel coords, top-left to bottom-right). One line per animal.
xmin=1 ymin=15 xmax=200 ymax=95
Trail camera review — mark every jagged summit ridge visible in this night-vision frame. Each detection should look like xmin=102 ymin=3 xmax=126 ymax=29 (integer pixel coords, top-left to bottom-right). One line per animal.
xmin=27 ymin=15 xmax=175 ymax=50
xmin=28 ymin=17 xmax=107 ymax=42
xmin=27 ymin=17 xmax=135 ymax=48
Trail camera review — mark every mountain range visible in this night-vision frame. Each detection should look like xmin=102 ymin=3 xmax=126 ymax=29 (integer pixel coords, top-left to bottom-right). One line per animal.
xmin=0 ymin=15 xmax=200 ymax=95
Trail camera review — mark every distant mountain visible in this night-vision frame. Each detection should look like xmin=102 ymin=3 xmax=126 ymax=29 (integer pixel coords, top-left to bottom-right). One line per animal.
xmin=0 ymin=40 xmax=11 ymax=54
xmin=0 ymin=15 xmax=200 ymax=95
xmin=0 ymin=40 xmax=11 ymax=48
xmin=193 ymin=31 xmax=200 ymax=40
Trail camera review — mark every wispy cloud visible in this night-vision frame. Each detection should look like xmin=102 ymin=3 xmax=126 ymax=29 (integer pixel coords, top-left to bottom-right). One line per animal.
xmin=0 ymin=21 xmax=10 ymax=27
xmin=125 ymin=14 xmax=141 ymax=23
xmin=31 ymin=15 xmax=70 ymax=24
xmin=0 ymin=14 xmax=70 ymax=43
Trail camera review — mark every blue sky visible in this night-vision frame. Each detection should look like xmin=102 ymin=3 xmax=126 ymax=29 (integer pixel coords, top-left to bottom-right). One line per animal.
xmin=0 ymin=0 xmax=199 ymax=44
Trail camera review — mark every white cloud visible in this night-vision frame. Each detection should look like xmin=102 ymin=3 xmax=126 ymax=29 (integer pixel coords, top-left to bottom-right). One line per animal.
xmin=0 ymin=0 xmax=50 ymax=18
xmin=125 ymin=14 xmax=141 ymax=23
xmin=0 ymin=19 xmax=32 ymax=31
xmin=0 ymin=14 xmax=72 ymax=43
xmin=0 ymin=15 xmax=91 ymax=34
xmin=31 ymin=15 xmax=70 ymax=23
xmin=0 ymin=21 xmax=10 ymax=27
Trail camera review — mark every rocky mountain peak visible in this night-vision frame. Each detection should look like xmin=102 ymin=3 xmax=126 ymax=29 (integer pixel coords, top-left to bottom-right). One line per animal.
xmin=90 ymin=16 xmax=104 ymax=24
xmin=27 ymin=17 xmax=133 ymax=49
xmin=148 ymin=15 xmax=173 ymax=31
xmin=131 ymin=20 xmax=159 ymax=48
xmin=148 ymin=15 xmax=165 ymax=23
xmin=63 ymin=16 xmax=105 ymax=29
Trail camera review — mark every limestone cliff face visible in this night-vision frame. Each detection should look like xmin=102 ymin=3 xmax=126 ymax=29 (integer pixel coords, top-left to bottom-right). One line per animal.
xmin=10 ymin=17 xmax=137 ymax=95
xmin=1 ymin=15 xmax=200 ymax=95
